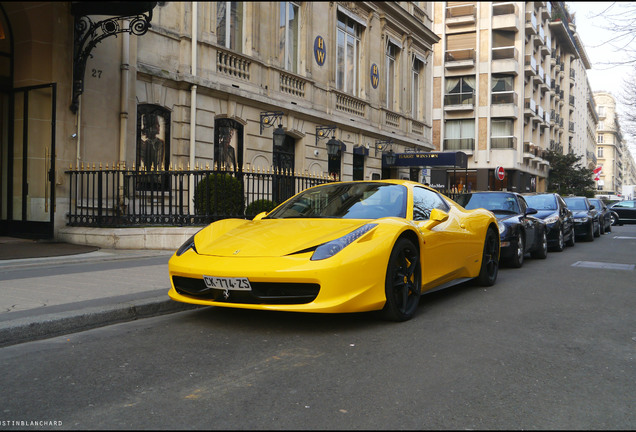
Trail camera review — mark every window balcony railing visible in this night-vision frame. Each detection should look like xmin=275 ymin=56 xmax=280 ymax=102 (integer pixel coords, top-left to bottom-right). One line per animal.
xmin=445 ymin=3 xmax=476 ymax=23
xmin=217 ymin=47 xmax=251 ymax=81
xmin=445 ymin=48 xmax=476 ymax=66
xmin=526 ymin=12 xmax=537 ymax=34
xmin=444 ymin=91 xmax=475 ymax=107
xmin=444 ymin=138 xmax=475 ymax=151
xmin=492 ymin=46 xmax=517 ymax=60
xmin=491 ymin=136 xmax=517 ymax=149
xmin=491 ymin=91 xmax=517 ymax=105
xmin=492 ymin=2 xmax=517 ymax=16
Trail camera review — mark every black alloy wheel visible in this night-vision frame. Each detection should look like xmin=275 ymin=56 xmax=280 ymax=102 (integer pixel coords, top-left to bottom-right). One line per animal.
xmin=610 ymin=212 xmax=618 ymax=226
xmin=507 ymin=233 xmax=524 ymax=268
xmin=566 ymin=227 xmax=576 ymax=247
xmin=381 ymin=238 xmax=422 ymax=322
xmin=554 ymin=228 xmax=565 ymax=252
xmin=531 ymin=229 xmax=548 ymax=259
xmin=585 ymin=222 xmax=594 ymax=242
xmin=477 ymin=227 xmax=499 ymax=286
xmin=594 ymin=220 xmax=601 ymax=238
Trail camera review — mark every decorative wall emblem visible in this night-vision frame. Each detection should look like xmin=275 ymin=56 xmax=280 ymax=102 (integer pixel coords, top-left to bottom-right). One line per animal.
xmin=314 ymin=36 xmax=326 ymax=66
xmin=370 ymin=63 xmax=379 ymax=89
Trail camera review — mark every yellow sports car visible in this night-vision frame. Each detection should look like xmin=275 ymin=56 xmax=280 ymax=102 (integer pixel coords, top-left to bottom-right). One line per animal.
xmin=168 ymin=180 xmax=500 ymax=321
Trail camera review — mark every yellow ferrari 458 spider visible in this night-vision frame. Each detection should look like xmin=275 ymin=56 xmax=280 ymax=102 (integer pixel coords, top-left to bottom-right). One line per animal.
xmin=168 ymin=180 xmax=500 ymax=321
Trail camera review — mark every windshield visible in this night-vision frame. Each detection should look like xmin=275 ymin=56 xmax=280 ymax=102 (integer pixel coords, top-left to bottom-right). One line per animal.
xmin=265 ymin=182 xmax=407 ymax=219
xmin=564 ymin=197 xmax=588 ymax=210
xmin=524 ymin=194 xmax=557 ymax=210
xmin=589 ymin=199 xmax=603 ymax=209
xmin=455 ymin=193 xmax=520 ymax=213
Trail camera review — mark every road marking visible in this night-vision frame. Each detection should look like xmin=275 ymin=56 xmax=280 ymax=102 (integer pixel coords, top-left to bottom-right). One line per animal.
xmin=613 ymin=236 xmax=636 ymax=240
xmin=571 ymin=261 xmax=635 ymax=271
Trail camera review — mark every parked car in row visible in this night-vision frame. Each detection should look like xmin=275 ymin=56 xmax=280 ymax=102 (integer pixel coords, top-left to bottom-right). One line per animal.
xmin=609 ymin=200 xmax=636 ymax=225
xmin=588 ymin=198 xmax=613 ymax=234
xmin=523 ymin=193 xmax=576 ymax=251
xmin=454 ymin=191 xmax=547 ymax=268
xmin=563 ymin=196 xmax=600 ymax=241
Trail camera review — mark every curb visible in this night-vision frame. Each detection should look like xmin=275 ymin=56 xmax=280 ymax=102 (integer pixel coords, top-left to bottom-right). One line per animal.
xmin=0 ymin=296 xmax=203 ymax=348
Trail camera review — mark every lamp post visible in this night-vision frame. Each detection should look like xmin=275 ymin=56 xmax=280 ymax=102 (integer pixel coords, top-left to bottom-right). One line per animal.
xmin=260 ymin=111 xmax=285 ymax=148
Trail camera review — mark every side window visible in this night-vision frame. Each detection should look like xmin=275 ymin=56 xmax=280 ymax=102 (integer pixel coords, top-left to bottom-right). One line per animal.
xmin=518 ymin=196 xmax=527 ymax=214
xmin=413 ymin=187 xmax=449 ymax=221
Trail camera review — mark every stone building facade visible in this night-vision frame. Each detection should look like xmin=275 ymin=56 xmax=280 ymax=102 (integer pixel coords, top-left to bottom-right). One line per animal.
xmin=0 ymin=1 xmax=439 ymax=239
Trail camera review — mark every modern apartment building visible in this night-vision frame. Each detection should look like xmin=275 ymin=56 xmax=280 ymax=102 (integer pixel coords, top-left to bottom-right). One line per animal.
xmin=431 ymin=1 xmax=597 ymax=193
xmin=593 ymin=91 xmax=630 ymax=195
xmin=0 ymin=2 xmax=439 ymax=239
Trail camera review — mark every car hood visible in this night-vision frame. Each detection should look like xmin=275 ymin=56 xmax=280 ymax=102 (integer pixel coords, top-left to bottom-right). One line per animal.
xmin=194 ymin=218 xmax=374 ymax=258
xmin=571 ymin=210 xmax=591 ymax=218
xmin=492 ymin=212 xmax=518 ymax=222
xmin=534 ymin=210 xmax=558 ymax=220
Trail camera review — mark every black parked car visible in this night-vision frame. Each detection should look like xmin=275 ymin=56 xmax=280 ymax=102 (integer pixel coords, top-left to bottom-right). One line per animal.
xmin=609 ymin=200 xmax=636 ymax=225
xmin=588 ymin=198 xmax=612 ymax=234
xmin=455 ymin=191 xmax=548 ymax=268
xmin=523 ymin=193 xmax=576 ymax=251
xmin=563 ymin=196 xmax=600 ymax=241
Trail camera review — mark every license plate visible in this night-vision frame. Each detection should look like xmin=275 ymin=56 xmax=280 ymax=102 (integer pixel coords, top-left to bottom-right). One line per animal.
xmin=203 ymin=275 xmax=252 ymax=291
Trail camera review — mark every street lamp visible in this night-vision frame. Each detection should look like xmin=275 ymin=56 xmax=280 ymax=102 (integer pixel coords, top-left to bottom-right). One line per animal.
xmin=326 ymin=137 xmax=342 ymax=156
xmin=260 ymin=111 xmax=285 ymax=148
xmin=375 ymin=139 xmax=393 ymax=156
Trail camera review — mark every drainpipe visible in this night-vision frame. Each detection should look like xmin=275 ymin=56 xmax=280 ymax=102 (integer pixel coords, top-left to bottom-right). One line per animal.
xmin=119 ymin=21 xmax=130 ymax=165
xmin=189 ymin=2 xmax=198 ymax=214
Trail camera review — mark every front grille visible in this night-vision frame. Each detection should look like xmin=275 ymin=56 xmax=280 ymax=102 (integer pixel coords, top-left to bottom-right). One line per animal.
xmin=172 ymin=276 xmax=320 ymax=304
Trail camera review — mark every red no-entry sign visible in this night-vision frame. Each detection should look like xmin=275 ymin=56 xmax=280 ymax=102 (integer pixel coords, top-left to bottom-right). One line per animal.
xmin=496 ymin=166 xmax=505 ymax=181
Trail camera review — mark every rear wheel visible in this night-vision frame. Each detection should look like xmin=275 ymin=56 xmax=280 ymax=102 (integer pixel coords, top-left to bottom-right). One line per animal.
xmin=477 ymin=227 xmax=499 ymax=286
xmin=381 ymin=238 xmax=422 ymax=322
xmin=594 ymin=220 xmax=601 ymax=237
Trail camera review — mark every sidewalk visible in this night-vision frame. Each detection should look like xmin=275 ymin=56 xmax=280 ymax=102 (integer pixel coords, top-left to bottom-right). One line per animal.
xmin=0 ymin=237 xmax=202 ymax=348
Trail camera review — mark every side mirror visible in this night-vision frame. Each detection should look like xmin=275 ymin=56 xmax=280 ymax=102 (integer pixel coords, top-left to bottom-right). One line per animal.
xmin=253 ymin=211 xmax=268 ymax=221
xmin=525 ymin=207 xmax=538 ymax=216
xmin=589 ymin=204 xmax=595 ymax=210
xmin=420 ymin=208 xmax=449 ymax=230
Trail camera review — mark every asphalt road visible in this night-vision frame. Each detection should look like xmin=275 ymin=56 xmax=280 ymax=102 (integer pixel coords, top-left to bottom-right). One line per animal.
xmin=1 ymin=225 xmax=635 ymax=430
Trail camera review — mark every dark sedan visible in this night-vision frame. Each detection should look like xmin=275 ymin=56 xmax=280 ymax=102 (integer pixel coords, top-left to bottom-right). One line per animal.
xmin=455 ymin=191 xmax=547 ymax=268
xmin=609 ymin=200 xmax=636 ymax=225
xmin=563 ymin=196 xmax=600 ymax=241
xmin=588 ymin=198 xmax=612 ymax=234
xmin=523 ymin=193 xmax=576 ymax=251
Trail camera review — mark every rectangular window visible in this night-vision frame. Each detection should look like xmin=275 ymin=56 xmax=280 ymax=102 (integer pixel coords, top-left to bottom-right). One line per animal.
xmin=336 ymin=13 xmax=361 ymax=95
xmin=597 ymin=134 xmax=604 ymax=144
xmin=217 ymin=2 xmax=243 ymax=51
xmin=491 ymin=75 xmax=515 ymax=104
xmin=412 ymin=58 xmax=423 ymax=119
xmin=597 ymin=146 xmax=604 ymax=157
xmin=445 ymin=76 xmax=475 ymax=105
xmin=598 ymin=105 xmax=606 ymax=117
xmin=444 ymin=119 xmax=475 ymax=150
xmin=386 ymin=42 xmax=398 ymax=111
xmin=491 ymin=119 xmax=515 ymax=148
xmin=279 ymin=2 xmax=300 ymax=73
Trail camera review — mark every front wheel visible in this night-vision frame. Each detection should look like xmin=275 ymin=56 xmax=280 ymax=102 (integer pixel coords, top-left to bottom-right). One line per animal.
xmin=566 ymin=227 xmax=576 ymax=247
xmin=594 ymin=220 xmax=601 ymax=238
xmin=381 ymin=238 xmax=422 ymax=322
xmin=531 ymin=229 xmax=548 ymax=259
xmin=553 ymin=228 xmax=565 ymax=252
xmin=610 ymin=212 xmax=618 ymax=226
xmin=507 ymin=234 xmax=524 ymax=268
xmin=476 ymin=227 xmax=499 ymax=286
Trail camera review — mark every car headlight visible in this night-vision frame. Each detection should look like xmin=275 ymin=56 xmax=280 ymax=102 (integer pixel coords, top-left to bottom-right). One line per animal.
xmin=497 ymin=220 xmax=506 ymax=234
xmin=176 ymin=234 xmax=198 ymax=256
xmin=575 ymin=217 xmax=589 ymax=223
xmin=311 ymin=223 xmax=378 ymax=261
xmin=544 ymin=214 xmax=559 ymax=224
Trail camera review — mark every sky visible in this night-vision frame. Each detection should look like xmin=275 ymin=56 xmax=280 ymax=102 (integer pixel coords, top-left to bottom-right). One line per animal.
xmin=568 ymin=2 xmax=636 ymax=158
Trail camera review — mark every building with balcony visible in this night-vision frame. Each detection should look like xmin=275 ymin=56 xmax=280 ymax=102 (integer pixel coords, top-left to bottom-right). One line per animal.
xmin=0 ymin=2 xmax=439 ymax=239
xmin=431 ymin=1 xmax=597 ymax=193
xmin=593 ymin=92 xmax=625 ymax=195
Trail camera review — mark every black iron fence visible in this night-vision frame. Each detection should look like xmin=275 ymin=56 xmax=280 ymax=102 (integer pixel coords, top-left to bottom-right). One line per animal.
xmin=65 ymin=165 xmax=334 ymax=227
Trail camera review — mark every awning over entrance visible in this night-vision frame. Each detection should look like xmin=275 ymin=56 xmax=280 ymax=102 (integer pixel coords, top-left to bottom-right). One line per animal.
xmin=384 ymin=151 xmax=468 ymax=168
